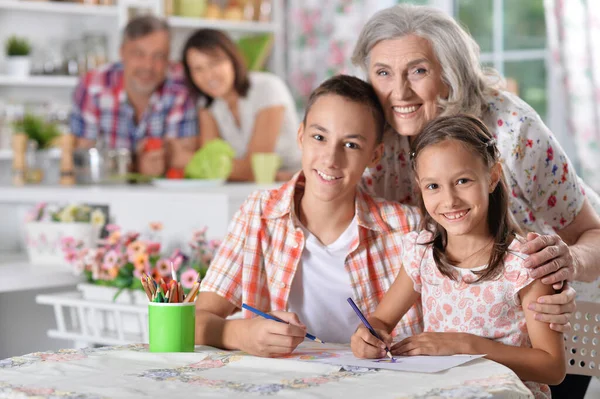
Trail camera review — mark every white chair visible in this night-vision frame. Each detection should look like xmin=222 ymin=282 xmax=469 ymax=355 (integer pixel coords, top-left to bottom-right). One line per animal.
xmin=564 ymin=301 xmax=600 ymax=378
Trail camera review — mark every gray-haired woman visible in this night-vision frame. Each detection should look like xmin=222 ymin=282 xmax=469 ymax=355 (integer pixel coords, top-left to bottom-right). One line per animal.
xmin=353 ymin=4 xmax=600 ymax=398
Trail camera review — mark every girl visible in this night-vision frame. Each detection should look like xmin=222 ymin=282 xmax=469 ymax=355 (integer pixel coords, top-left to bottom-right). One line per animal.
xmin=350 ymin=115 xmax=565 ymax=398
xmin=182 ymin=29 xmax=301 ymax=181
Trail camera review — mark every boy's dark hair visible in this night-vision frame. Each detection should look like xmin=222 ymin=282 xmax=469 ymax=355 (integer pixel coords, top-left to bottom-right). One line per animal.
xmin=303 ymin=75 xmax=386 ymax=143
xmin=182 ymin=29 xmax=250 ymax=107
xmin=410 ymin=114 xmax=519 ymax=283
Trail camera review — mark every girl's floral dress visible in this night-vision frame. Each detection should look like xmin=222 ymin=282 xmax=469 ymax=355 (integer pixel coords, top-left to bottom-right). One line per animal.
xmin=402 ymin=230 xmax=550 ymax=399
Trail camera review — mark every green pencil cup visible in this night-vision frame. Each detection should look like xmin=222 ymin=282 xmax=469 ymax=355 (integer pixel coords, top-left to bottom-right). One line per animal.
xmin=148 ymin=302 xmax=196 ymax=353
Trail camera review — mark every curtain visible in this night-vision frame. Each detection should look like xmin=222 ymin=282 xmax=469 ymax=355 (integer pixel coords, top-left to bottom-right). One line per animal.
xmin=286 ymin=0 xmax=398 ymax=111
xmin=545 ymin=0 xmax=600 ymax=191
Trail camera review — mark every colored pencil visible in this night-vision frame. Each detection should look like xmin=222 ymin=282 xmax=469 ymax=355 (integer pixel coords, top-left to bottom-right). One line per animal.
xmin=184 ymin=282 xmax=200 ymax=303
xmin=347 ymin=297 xmax=393 ymax=359
xmin=241 ymin=303 xmax=324 ymax=344
xmin=140 ymin=276 xmax=152 ymax=301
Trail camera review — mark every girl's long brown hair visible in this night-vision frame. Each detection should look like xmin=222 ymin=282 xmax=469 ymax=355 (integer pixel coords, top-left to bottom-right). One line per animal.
xmin=411 ymin=114 xmax=519 ymax=282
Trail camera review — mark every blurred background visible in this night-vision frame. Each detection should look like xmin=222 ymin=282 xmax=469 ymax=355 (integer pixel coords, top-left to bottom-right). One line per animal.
xmin=0 ymin=0 xmax=597 ymax=188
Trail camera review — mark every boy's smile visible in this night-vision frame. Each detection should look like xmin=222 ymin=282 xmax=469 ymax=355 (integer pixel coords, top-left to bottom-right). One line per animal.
xmin=297 ymin=94 xmax=383 ymax=206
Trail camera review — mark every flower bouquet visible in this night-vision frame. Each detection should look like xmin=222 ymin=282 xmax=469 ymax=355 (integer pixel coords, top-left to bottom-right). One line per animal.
xmin=24 ymin=202 xmax=106 ymax=266
xmin=61 ymin=222 xmax=221 ymax=302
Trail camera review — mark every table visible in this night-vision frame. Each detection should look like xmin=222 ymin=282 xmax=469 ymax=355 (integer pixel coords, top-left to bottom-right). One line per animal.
xmin=0 ymin=342 xmax=534 ymax=398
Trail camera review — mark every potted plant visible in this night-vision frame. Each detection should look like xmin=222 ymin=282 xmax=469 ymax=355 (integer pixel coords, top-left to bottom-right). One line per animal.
xmin=13 ymin=114 xmax=60 ymax=149
xmin=61 ymin=223 xmax=220 ymax=302
xmin=13 ymin=114 xmax=61 ymax=183
xmin=59 ymin=223 xmax=220 ymax=337
xmin=5 ymin=35 xmax=31 ymax=77
xmin=24 ymin=202 xmax=107 ymax=266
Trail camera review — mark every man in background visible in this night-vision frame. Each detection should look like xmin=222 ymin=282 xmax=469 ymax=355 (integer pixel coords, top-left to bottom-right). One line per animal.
xmin=70 ymin=15 xmax=197 ymax=176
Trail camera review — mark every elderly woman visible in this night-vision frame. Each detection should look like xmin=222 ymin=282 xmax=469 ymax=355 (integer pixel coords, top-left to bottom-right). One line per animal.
xmin=352 ymin=4 xmax=600 ymax=398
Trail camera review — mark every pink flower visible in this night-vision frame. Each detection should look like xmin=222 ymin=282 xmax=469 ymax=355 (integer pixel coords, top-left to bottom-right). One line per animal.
xmin=146 ymin=242 xmax=161 ymax=255
xmin=127 ymin=241 xmax=147 ymax=262
xmin=105 ymin=224 xmax=120 ymax=233
xmin=170 ymin=253 xmax=183 ymax=271
xmin=64 ymin=250 xmax=78 ymax=263
xmin=102 ymin=249 xmax=121 ymax=270
xmin=106 ymin=231 xmax=122 ymax=246
xmin=155 ymin=259 xmax=172 ymax=277
xmin=181 ymin=268 xmax=199 ymax=289
xmin=132 ymin=252 xmax=149 ymax=273
xmin=60 ymin=237 xmax=77 ymax=253
xmin=149 ymin=222 xmax=163 ymax=232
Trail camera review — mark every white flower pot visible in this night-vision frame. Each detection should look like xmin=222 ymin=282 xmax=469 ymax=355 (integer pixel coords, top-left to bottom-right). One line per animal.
xmin=5 ymin=56 xmax=30 ymax=77
xmin=24 ymin=222 xmax=101 ymax=267
xmin=78 ymin=283 xmax=148 ymax=306
xmin=77 ymin=283 xmax=148 ymax=339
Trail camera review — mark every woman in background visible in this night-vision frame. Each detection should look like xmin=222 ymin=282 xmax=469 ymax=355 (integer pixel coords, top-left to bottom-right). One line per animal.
xmin=182 ymin=29 xmax=301 ymax=181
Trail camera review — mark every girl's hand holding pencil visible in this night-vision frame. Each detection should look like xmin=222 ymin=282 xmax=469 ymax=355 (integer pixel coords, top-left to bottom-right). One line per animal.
xmin=351 ymin=325 xmax=393 ymax=359
xmin=348 ymin=297 xmax=394 ymax=359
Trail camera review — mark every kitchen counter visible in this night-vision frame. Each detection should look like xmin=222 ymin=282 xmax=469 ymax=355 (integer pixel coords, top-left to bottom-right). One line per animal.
xmin=0 ymin=182 xmax=279 ymax=254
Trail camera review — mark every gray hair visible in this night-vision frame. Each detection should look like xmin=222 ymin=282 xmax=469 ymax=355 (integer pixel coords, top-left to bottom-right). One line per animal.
xmin=351 ymin=4 xmax=502 ymax=117
xmin=122 ymin=15 xmax=170 ymax=45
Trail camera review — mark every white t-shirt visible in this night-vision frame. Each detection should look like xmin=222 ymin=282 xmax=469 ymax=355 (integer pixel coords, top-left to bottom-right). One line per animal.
xmin=287 ymin=216 xmax=359 ymax=344
xmin=206 ymin=71 xmax=301 ymax=171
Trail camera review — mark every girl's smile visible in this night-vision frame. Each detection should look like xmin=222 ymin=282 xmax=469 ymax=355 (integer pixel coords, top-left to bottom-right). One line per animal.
xmin=441 ymin=209 xmax=470 ymax=221
xmin=415 ymin=139 xmax=493 ymax=242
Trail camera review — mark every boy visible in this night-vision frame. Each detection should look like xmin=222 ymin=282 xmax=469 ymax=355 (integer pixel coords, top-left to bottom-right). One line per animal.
xmin=196 ymin=75 xmax=421 ymax=357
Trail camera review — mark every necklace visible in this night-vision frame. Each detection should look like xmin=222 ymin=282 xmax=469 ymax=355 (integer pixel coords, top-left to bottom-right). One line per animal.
xmin=447 ymin=238 xmax=494 ymax=267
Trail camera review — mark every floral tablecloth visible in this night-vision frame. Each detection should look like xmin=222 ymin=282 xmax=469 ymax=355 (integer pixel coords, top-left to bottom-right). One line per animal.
xmin=0 ymin=342 xmax=533 ymax=398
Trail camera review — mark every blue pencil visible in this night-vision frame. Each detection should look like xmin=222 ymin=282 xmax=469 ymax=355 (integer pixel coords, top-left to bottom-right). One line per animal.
xmin=347 ymin=297 xmax=393 ymax=359
xmin=241 ymin=303 xmax=324 ymax=344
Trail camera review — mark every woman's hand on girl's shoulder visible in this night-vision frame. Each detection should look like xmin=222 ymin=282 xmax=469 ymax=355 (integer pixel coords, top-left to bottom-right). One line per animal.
xmin=390 ymin=332 xmax=474 ymax=356
xmin=526 ymin=283 xmax=576 ymax=333
xmin=520 ymin=232 xmax=574 ymax=288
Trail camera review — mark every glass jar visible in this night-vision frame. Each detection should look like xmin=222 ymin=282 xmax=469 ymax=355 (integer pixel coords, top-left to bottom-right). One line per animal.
xmin=25 ymin=141 xmax=44 ymax=184
xmin=224 ymin=0 xmax=244 ymax=20
xmin=204 ymin=0 xmax=224 ymax=19
xmin=258 ymin=0 xmax=272 ymax=22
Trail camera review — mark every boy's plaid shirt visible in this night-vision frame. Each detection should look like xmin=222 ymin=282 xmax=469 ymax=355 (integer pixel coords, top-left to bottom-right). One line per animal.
xmin=70 ymin=62 xmax=197 ymax=150
xmin=201 ymin=172 xmax=425 ymax=339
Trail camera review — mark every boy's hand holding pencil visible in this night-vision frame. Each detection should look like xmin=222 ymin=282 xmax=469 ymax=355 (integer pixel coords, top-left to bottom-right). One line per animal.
xmin=238 ymin=304 xmax=314 ymax=358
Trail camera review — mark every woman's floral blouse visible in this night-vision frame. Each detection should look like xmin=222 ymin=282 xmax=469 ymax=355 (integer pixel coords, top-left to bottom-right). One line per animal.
xmin=362 ymin=90 xmax=600 ymax=300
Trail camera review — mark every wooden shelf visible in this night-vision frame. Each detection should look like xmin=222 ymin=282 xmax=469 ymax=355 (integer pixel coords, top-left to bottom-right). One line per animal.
xmin=168 ymin=16 xmax=277 ymax=33
xmin=0 ymin=148 xmax=61 ymax=160
xmin=0 ymin=74 xmax=78 ymax=87
xmin=0 ymin=1 xmax=117 ymax=16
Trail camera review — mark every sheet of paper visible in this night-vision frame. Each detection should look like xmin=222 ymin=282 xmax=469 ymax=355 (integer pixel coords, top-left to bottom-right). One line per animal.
xmin=314 ymin=353 xmax=486 ymax=373
xmin=279 ymin=345 xmax=485 ymax=373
